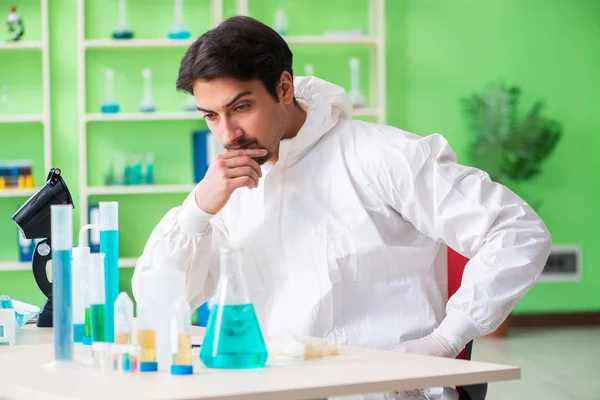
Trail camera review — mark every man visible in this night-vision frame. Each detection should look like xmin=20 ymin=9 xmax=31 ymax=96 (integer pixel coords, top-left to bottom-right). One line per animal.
xmin=132 ymin=16 xmax=551 ymax=400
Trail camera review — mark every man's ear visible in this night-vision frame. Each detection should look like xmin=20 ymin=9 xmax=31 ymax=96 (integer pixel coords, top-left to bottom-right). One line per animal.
xmin=279 ymin=71 xmax=295 ymax=105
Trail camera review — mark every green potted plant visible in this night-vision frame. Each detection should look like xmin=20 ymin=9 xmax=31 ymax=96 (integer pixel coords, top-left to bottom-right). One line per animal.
xmin=460 ymin=83 xmax=562 ymax=336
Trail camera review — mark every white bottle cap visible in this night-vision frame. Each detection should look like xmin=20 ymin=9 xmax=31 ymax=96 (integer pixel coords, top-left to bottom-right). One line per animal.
xmin=99 ymin=202 xmax=118 ymax=231
xmin=51 ymin=205 xmax=73 ymax=251
xmin=72 ymin=246 xmax=90 ymax=261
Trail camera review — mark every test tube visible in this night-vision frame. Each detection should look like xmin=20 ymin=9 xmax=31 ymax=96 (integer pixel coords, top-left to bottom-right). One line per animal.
xmin=50 ymin=205 xmax=73 ymax=361
xmin=137 ymin=302 xmax=157 ymax=372
xmin=113 ymin=292 xmax=133 ymax=371
xmin=99 ymin=202 xmax=119 ymax=343
xmin=90 ymin=253 xmax=106 ymax=343
xmin=71 ymin=247 xmax=90 ymax=343
xmin=170 ymin=296 xmax=193 ymax=375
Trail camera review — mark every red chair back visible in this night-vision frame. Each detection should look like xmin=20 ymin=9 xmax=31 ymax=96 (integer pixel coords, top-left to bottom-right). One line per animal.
xmin=447 ymin=247 xmax=471 ymax=361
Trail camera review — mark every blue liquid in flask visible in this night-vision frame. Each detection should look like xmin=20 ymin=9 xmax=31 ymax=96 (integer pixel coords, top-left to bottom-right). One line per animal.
xmin=168 ymin=31 xmax=191 ymax=40
xmin=200 ymin=304 xmax=268 ymax=369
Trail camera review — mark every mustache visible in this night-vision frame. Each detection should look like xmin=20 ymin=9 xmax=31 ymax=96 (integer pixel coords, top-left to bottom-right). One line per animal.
xmin=224 ymin=137 xmax=260 ymax=150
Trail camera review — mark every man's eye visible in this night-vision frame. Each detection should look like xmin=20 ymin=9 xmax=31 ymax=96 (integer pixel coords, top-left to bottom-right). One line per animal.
xmin=235 ymin=104 xmax=250 ymax=111
xmin=203 ymin=113 xmax=217 ymax=120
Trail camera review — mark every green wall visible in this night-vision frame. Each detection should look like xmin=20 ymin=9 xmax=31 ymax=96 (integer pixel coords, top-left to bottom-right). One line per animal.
xmin=393 ymin=0 xmax=600 ymax=314
xmin=1 ymin=0 xmax=598 ymax=315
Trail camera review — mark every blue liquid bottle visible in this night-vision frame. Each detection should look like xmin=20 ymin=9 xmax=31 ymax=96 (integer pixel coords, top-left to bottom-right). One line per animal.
xmin=167 ymin=0 xmax=191 ymax=40
xmin=99 ymin=202 xmax=119 ymax=343
xmin=51 ymin=205 xmax=74 ymax=361
xmin=100 ymin=69 xmax=120 ymax=114
xmin=200 ymin=247 xmax=268 ymax=369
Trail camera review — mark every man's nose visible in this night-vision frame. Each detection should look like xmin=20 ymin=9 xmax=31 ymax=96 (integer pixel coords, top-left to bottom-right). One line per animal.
xmin=222 ymin=118 xmax=243 ymax=145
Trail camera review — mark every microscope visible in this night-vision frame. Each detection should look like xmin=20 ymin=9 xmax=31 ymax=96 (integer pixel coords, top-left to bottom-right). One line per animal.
xmin=11 ymin=168 xmax=74 ymax=327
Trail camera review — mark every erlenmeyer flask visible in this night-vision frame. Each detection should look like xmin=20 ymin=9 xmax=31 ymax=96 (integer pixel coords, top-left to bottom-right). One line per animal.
xmin=200 ymin=247 xmax=268 ymax=369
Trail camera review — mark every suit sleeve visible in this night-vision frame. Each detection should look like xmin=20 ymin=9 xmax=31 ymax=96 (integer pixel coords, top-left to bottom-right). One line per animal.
xmin=132 ymin=189 xmax=226 ymax=310
xmin=358 ymin=127 xmax=552 ymax=347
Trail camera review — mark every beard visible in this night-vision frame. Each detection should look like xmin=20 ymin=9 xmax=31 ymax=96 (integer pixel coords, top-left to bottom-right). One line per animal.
xmin=224 ymin=136 xmax=273 ymax=165
xmin=223 ymin=107 xmax=288 ymax=165
xmin=224 ymin=121 xmax=286 ymax=165
xmin=252 ymin=152 xmax=273 ymax=166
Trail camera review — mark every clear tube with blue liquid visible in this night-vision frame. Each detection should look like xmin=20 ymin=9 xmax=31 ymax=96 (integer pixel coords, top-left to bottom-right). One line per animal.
xmin=51 ymin=205 xmax=74 ymax=362
xmin=100 ymin=202 xmax=119 ymax=343
xmin=71 ymin=246 xmax=89 ymax=343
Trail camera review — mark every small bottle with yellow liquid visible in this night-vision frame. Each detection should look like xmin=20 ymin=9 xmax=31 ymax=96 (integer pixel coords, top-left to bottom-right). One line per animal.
xmin=170 ymin=296 xmax=193 ymax=375
xmin=137 ymin=301 xmax=157 ymax=372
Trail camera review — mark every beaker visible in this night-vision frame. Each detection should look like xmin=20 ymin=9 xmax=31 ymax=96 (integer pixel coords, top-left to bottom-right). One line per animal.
xmin=200 ymin=247 xmax=268 ymax=369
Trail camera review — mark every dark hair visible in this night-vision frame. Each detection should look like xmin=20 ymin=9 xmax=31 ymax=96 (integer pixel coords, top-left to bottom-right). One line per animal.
xmin=176 ymin=16 xmax=294 ymax=102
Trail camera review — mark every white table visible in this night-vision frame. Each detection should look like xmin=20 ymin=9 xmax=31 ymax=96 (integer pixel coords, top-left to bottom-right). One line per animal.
xmin=0 ymin=323 xmax=520 ymax=400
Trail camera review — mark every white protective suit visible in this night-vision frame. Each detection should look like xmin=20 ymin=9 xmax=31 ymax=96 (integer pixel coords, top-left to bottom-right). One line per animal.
xmin=132 ymin=77 xmax=552 ymax=399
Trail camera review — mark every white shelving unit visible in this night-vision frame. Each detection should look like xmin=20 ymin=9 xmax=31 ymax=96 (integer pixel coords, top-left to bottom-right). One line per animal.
xmin=76 ymin=0 xmax=387 ymax=265
xmin=87 ymin=184 xmax=196 ymax=196
xmin=85 ymin=111 xmax=200 ymax=122
xmin=0 ymin=114 xmax=46 ymax=124
xmin=76 ymin=0 xmax=223 ymax=249
xmin=234 ymin=0 xmax=387 ymax=124
xmin=0 ymin=0 xmax=51 ymax=174
xmin=0 ymin=261 xmax=31 ymax=272
xmin=0 ymin=0 xmax=51 ymax=268
xmin=0 ymin=188 xmax=39 ymax=198
xmin=84 ymin=35 xmax=379 ymax=49
xmin=84 ymin=38 xmax=193 ymax=49
xmin=0 ymin=41 xmax=44 ymax=50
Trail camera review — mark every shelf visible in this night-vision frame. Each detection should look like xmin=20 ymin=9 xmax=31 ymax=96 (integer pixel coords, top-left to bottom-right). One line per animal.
xmin=85 ymin=112 xmax=201 ymax=122
xmin=87 ymin=184 xmax=196 ymax=196
xmin=0 ymin=261 xmax=30 ymax=271
xmin=284 ymin=35 xmax=379 ymax=45
xmin=84 ymin=39 xmax=193 ymax=49
xmin=0 ymin=115 xmax=45 ymax=124
xmin=353 ymin=108 xmax=380 ymax=117
xmin=84 ymin=109 xmax=379 ymax=123
xmin=0 ymin=258 xmax=137 ymax=270
xmin=85 ymin=109 xmax=377 ymax=122
xmin=0 ymin=41 xmax=43 ymax=51
xmin=119 ymin=257 xmax=138 ymax=268
xmin=83 ymin=36 xmax=379 ymax=49
xmin=0 ymin=188 xmax=38 ymax=198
